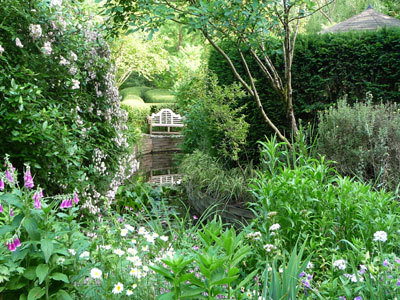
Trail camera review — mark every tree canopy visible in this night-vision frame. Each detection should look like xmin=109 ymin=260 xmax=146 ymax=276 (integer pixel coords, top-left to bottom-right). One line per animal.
xmin=103 ymin=0 xmax=333 ymax=144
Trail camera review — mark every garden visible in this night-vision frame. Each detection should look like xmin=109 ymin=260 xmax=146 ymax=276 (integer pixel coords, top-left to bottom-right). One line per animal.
xmin=1 ymin=0 xmax=400 ymax=299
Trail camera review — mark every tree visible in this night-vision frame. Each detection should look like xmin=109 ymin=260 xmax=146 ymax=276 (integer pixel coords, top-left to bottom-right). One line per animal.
xmin=111 ymin=32 xmax=170 ymax=88
xmin=103 ymin=0 xmax=332 ymax=145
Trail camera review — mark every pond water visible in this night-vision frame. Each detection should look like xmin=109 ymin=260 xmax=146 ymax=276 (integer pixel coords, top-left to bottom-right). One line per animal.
xmin=138 ymin=151 xmax=182 ymax=185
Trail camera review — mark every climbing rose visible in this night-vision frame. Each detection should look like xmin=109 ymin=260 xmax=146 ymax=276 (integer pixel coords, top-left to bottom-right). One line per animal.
xmin=29 ymin=24 xmax=42 ymax=39
xmin=15 ymin=38 xmax=23 ymax=48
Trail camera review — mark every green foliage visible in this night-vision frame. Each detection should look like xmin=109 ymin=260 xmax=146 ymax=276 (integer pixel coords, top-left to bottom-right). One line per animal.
xmin=111 ymin=32 xmax=169 ymax=88
xmin=249 ymin=136 xmax=400 ymax=268
xmin=0 ymin=0 xmax=135 ymax=204
xmin=150 ymin=217 xmax=255 ymax=300
xmin=179 ymin=151 xmax=254 ymax=206
xmin=0 ymin=162 xmax=88 ymax=299
xmin=209 ymin=28 xmax=400 ymax=160
xmin=119 ymin=86 xmax=151 ymax=99
xmin=121 ymin=103 xmax=149 ymax=133
xmin=317 ymin=95 xmax=400 ymax=190
xmin=262 ymin=242 xmax=316 ymax=300
xmin=179 ymin=74 xmax=249 ymax=163
xmin=143 ymin=89 xmax=176 ymax=104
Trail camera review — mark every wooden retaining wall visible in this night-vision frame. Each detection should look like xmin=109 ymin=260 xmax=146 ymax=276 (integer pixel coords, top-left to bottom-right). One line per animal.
xmin=140 ymin=134 xmax=183 ymax=155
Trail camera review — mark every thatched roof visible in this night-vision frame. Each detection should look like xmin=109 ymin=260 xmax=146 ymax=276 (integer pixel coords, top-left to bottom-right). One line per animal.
xmin=320 ymin=5 xmax=400 ymax=34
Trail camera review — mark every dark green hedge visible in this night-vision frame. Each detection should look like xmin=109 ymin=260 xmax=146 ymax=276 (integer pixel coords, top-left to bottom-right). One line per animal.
xmin=208 ymin=28 xmax=400 ymax=158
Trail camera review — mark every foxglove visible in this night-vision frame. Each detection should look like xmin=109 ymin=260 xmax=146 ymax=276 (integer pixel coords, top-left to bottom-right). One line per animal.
xmin=6 ymin=170 xmax=13 ymax=183
xmin=24 ymin=169 xmax=34 ymax=189
xmin=0 ymin=179 xmax=4 ymax=191
xmin=73 ymin=193 xmax=79 ymax=204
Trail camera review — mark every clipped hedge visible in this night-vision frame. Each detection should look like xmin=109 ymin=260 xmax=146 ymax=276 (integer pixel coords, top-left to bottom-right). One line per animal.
xmin=143 ymin=88 xmax=176 ymax=103
xmin=209 ymin=28 xmax=400 ymax=157
xmin=120 ymin=86 xmax=151 ymax=99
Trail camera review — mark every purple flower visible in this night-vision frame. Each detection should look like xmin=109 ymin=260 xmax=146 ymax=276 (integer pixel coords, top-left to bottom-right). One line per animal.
xmin=60 ymin=200 xmax=67 ymax=209
xmin=193 ymin=245 xmax=199 ymax=250
xmin=193 ymin=215 xmax=198 ymax=220
xmin=0 ymin=179 xmax=4 ymax=191
xmin=0 ymin=203 xmax=3 ymax=213
xmin=24 ymin=169 xmax=34 ymax=189
xmin=33 ymin=190 xmax=43 ymax=209
xmin=397 ymin=279 xmax=400 ymax=286
xmin=73 ymin=193 xmax=79 ymax=204
xmin=60 ymin=199 xmax=72 ymax=209
xmin=339 ymin=297 xmax=346 ymax=300
xmin=354 ymin=297 xmax=362 ymax=300
xmin=34 ymin=198 xmax=41 ymax=210
xmin=299 ymin=271 xmax=306 ymax=278
xmin=383 ymin=259 xmax=389 ymax=267
xmin=14 ymin=238 xmax=21 ymax=247
xmin=10 ymin=208 xmax=14 ymax=217
xmin=7 ymin=241 xmax=16 ymax=252
xmin=6 ymin=170 xmax=13 ymax=183
xmin=302 ymin=279 xmax=311 ymax=289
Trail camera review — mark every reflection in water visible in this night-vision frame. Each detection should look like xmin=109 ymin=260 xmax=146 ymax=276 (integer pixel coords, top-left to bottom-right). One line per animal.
xmin=139 ymin=151 xmax=182 ymax=185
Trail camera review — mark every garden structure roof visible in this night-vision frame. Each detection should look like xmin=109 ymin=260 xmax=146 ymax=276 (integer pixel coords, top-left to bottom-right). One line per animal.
xmin=320 ymin=5 xmax=400 ymax=34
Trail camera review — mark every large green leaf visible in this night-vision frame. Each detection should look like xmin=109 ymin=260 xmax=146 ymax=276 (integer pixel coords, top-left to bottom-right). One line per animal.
xmin=0 ymin=193 xmax=22 ymax=208
xmin=0 ymin=225 xmax=15 ymax=236
xmin=156 ymin=292 xmax=174 ymax=300
xmin=28 ymin=287 xmax=45 ymax=300
xmin=50 ymin=272 xmax=69 ymax=283
xmin=23 ymin=266 xmax=36 ymax=280
xmin=23 ymin=217 xmax=40 ymax=240
xmin=36 ymin=264 xmax=49 ymax=284
xmin=56 ymin=290 xmax=74 ymax=300
xmin=41 ymin=239 xmax=53 ymax=263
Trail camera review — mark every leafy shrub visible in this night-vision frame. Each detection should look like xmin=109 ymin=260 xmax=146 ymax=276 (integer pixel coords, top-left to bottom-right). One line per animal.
xmin=121 ymin=103 xmax=149 ymax=134
xmin=0 ymin=0 xmax=136 ymax=212
xmin=143 ymin=88 xmax=176 ymax=103
xmin=317 ymin=95 xmax=400 ymax=190
xmin=178 ymin=74 xmax=249 ymax=163
xmin=179 ymin=151 xmax=254 ymax=206
xmin=249 ymin=137 xmax=400 ymax=270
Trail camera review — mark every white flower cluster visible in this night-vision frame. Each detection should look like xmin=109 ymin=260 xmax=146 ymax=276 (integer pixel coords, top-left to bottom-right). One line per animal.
xmin=333 ymin=259 xmax=347 ymax=270
xmin=373 ymin=230 xmax=387 ymax=242
xmin=246 ymin=231 xmax=262 ymax=240
xmin=263 ymin=244 xmax=276 ymax=252
xmin=29 ymin=24 xmax=42 ymax=39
